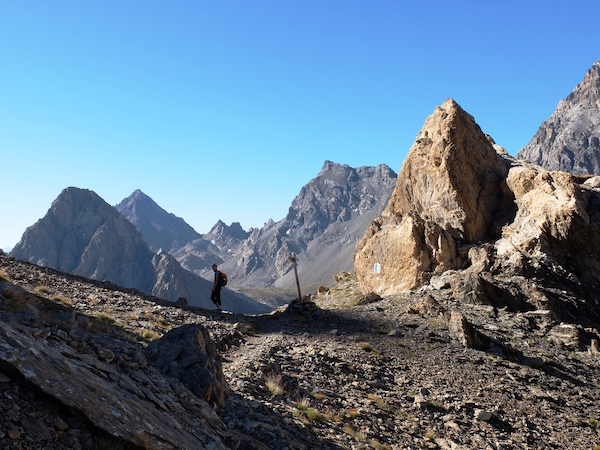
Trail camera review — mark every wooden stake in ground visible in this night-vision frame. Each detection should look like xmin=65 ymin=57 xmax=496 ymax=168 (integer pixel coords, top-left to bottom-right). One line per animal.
xmin=289 ymin=252 xmax=303 ymax=302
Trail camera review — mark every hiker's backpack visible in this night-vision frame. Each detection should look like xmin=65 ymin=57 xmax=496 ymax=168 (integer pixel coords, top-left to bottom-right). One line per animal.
xmin=219 ymin=271 xmax=228 ymax=286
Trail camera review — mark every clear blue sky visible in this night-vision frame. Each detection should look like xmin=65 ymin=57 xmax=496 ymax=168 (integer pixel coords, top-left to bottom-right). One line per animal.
xmin=1 ymin=1 xmax=599 ymax=250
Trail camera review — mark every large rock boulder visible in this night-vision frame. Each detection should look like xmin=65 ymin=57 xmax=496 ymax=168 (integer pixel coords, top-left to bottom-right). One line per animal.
xmin=355 ymin=99 xmax=508 ymax=294
xmin=146 ymin=324 xmax=228 ymax=408
xmin=0 ymin=319 xmax=233 ymax=449
xmin=495 ymin=161 xmax=600 ymax=297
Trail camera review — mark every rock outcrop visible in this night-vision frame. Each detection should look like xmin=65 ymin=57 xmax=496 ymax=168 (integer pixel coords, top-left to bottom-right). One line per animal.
xmin=517 ymin=60 xmax=600 ymax=175
xmin=355 ymin=99 xmax=600 ymax=323
xmin=355 ymin=99 xmax=509 ymax=294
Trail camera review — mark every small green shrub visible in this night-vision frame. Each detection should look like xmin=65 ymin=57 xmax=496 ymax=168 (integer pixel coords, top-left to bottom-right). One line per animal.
xmin=304 ymin=408 xmax=325 ymax=422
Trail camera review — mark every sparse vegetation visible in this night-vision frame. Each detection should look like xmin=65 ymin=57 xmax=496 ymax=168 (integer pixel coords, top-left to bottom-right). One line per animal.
xmin=0 ymin=269 xmax=9 ymax=282
xmin=265 ymin=373 xmax=285 ymax=396
xmin=155 ymin=316 xmax=168 ymax=328
xmin=52 ymin=295 xmax=73 ymax=306
xmin=369 ymin=440 xmax=392 ymax=450
xmin=367 ymin=393 xmax=391 ymax=411
xmin=342 ymin=426 xmax=365 ymax=441
xmin=358 ymin=341 xmax=380 ymax=355
xmin=294 ymin=401 xmax=326 ymax=424
xmin=358 ymin=341 xmax=373 ymax=352
xmin=96 ymin=312 xmax=115 ymax=323
xmin=304 ymin=408 xmax=325 ymax=422
xmin=373 ymin=328 xmax=389 ymax=335
xmin=141 ymin=329 xmax=161 ymax=341
xmin=35 ymin=285 xmax=51 ymax=294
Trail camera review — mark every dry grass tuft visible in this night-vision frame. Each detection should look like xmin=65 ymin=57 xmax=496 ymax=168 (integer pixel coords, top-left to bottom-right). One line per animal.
xmin=141 ymin=329 xmax=161 ymax=341
xmin=35 ymin=285 xmax=51 ymax=294
xmin=265 ymin=373 xmax=285 ymax=396
xmin=52 ymin=295 xmax=73 ymax=307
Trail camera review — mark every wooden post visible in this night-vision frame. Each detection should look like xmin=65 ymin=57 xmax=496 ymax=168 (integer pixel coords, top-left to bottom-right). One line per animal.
xmin=290 ymin=252 xmax=303 ymax=302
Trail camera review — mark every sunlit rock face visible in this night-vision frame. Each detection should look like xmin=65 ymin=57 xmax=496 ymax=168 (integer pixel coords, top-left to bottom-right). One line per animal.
xmin=355 ymin=99 xmax=508 ymax=294
xmin=355 ymin=98 xmax=600 ymax=319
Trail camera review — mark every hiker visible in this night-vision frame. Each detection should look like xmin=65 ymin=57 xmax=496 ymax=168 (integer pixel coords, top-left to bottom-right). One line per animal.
xmin=211 ymin=264 xmax=222 ymax=311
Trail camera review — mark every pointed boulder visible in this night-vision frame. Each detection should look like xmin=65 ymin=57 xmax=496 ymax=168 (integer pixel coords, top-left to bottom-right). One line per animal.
xmin=355 ymin=99 xmax=508 ymax=294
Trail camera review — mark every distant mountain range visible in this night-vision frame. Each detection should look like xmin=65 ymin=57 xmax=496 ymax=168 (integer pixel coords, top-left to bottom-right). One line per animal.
xmin=10 ymin=187 xmax=269 ymax=314
xmin=517 ymin=59 xmax=600 ymax=175
xmin=11 ymin=160 xmax=397 ymax=309
xmin=116 ymin=161 xmax=397 ymax=290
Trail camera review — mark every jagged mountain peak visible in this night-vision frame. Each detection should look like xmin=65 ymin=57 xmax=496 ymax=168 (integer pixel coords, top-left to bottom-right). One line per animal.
xmin=205 ymin=220 xmax=250 ymax=242
xmin=116 ymin=190 xmax=201 ymax=253
xmin=11 ymin=187 xmax=157 ymax=290
xmin=517 ymin=59 xmax=600 ymax=175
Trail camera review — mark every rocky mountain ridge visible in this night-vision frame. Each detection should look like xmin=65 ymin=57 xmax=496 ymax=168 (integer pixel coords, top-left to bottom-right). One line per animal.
xmin=174 ymin=161 xmax=397 ymax=290
xmin=115 ymin=189 xmax=202 ymax=254
xmin=10 ymin=187 xmax=269 ymax=315
xmin=517 ymin=59 xmax=600 ymax=175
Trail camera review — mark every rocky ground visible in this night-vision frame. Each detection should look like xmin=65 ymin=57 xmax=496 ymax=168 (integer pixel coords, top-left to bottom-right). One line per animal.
xmin=1 ymin=253 xmax=600 ymax=449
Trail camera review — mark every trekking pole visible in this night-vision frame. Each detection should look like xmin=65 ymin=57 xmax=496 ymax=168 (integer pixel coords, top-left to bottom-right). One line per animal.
xmin=290 ymin=252 xmax=303 ymax=303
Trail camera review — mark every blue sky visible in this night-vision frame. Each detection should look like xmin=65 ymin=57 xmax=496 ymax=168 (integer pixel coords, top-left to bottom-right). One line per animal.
xmin=1 ymin=1 xmax=599 ymax=250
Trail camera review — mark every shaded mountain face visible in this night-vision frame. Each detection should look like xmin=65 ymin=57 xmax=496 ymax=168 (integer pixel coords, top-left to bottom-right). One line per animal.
xmin=11 ymin=187 xmax=157 ymax=291
xmin=184 ymin=161 xmax=398 ymax=289
xmin=11 ymin=188 xmax=268 ymax=314
xmin=115 ymin=189 xmax=201 ymax=253
xmin=517 ymin=60 xmax=600 ymax=175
